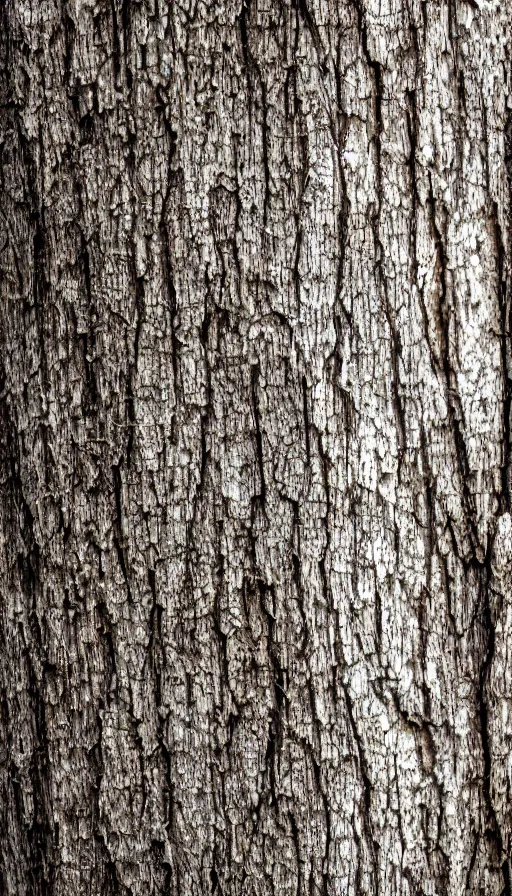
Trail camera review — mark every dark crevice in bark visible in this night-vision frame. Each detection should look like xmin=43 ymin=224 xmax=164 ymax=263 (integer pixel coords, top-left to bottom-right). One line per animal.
xmin=427 ymin=175 xmax=483 ymax=562
xmin=120 ymin=0 xmax=132 ymax=90
xmin=111 ymin=461 xmax=131 ymax=599
xmin=134 ymin=725 xmax=147 ymax=821
xmin=238 ymin=0 xmax=251 ymax=68
xmin=479 ymin=88 xmax=491 ymax=198
xmin=478 ymin=553 xmax=508 ymax=881
xmin=494 ymin=196 xmax=512 ymax=513
xmin=302 ymin=375 xmax=311 ymax=464
xmin=264 ymin=717 xmax=279 ymax=806
xmin=295 ymin=0 xmax=328 ymax=76
xmin=260 ymin=81 xmax=271 ymax=228
xmin=161 ymin=221 xmax=179 ymax=410
xmin=195 ymin=297 xmax=213 ymax=513
xmin=250 ymin=363 xmax=266 ymax=504
xmin=32 ymin=214 xmax=50 ymax=409
xmin=439 ymin=553 xmax=457 ymax=635
xmin=101 ymin=854 xmax=128 ymax=896
xmin=110 ymin=0 xmax=122 ymax=84
xmin=393 ymin=753 xmax=414 ymax=893
xmin=76 ymin=234 xmax=99 ymax=415
xmin=157 ymin=100 xmax=180 ymax=403
xmin=374 ymin=587 xmax=382 ymax=656
xmin=497 ymin=111 xmax=512 ymax=512
xmin=213 ymin=530 xmax=240 ymax=749
xmin=419 ymin=424 xmax=435 ymax=593
xmin=124 ymin=277 xmax=145 ymax=469
xmin=405 ymin=87 xmax=437 ymax=380
xmin=238 ymin=0 xmax=271 ymax=228
xmin=353 ymin=2 xmax=407 ymax=472
xmin=416 ymin=437 xmax=447 ymax=866
xmin=125 ymin=318 xmax=140 ymax=460
xmin=343 ymin=689 xmax=379 ymax=896
xmin=96 ymin=601 xmax=117 ymax=703
xmin=502 ymin=859 xmax=512 ymax=896
xmin=293 ymin=225 xmax=303 ymax=320
xmin=210 ymin=865 xmax=221 ymax=894
xmin=2 ymin=403 xmax=55 ymax=893
xmin=288 ymin=811 xmax=302 ymax=896
xmin=259 ymin=581 xmax=287 ymax=717
xmin=290 ymin=500 xmax=308 ymax=659
xmin=62 ymin=12 xmax=76 ymax=88
xmin=315 ymin=428 xmax=338 ymax=709
xmin=465 ymin=834 xmax=479 ymax=893
xmin=310 ymin=748 xmax=332 ymax=896
xmin=350 ymin=0 xmax=380 ymax=120
xmin=244 ymin=566 xmax=284 ymax=809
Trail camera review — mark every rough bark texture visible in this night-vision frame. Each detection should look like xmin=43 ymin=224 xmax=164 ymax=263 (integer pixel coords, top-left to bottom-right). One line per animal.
xmin=1 ymin=1 xmax=512 ymax=894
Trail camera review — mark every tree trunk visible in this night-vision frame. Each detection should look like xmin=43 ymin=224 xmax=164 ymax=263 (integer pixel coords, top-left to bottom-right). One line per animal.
xmin=1 ymin=1 xmax=511 ymax=894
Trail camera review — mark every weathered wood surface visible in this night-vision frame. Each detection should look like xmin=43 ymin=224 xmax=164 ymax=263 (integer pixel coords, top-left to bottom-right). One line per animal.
xmin=1 ymin=1 xmax=512 ymax=893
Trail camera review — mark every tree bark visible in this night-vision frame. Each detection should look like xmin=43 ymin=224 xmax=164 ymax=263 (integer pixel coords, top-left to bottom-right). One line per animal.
xmin=1 ymin=0 xmax=512 ymax=894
